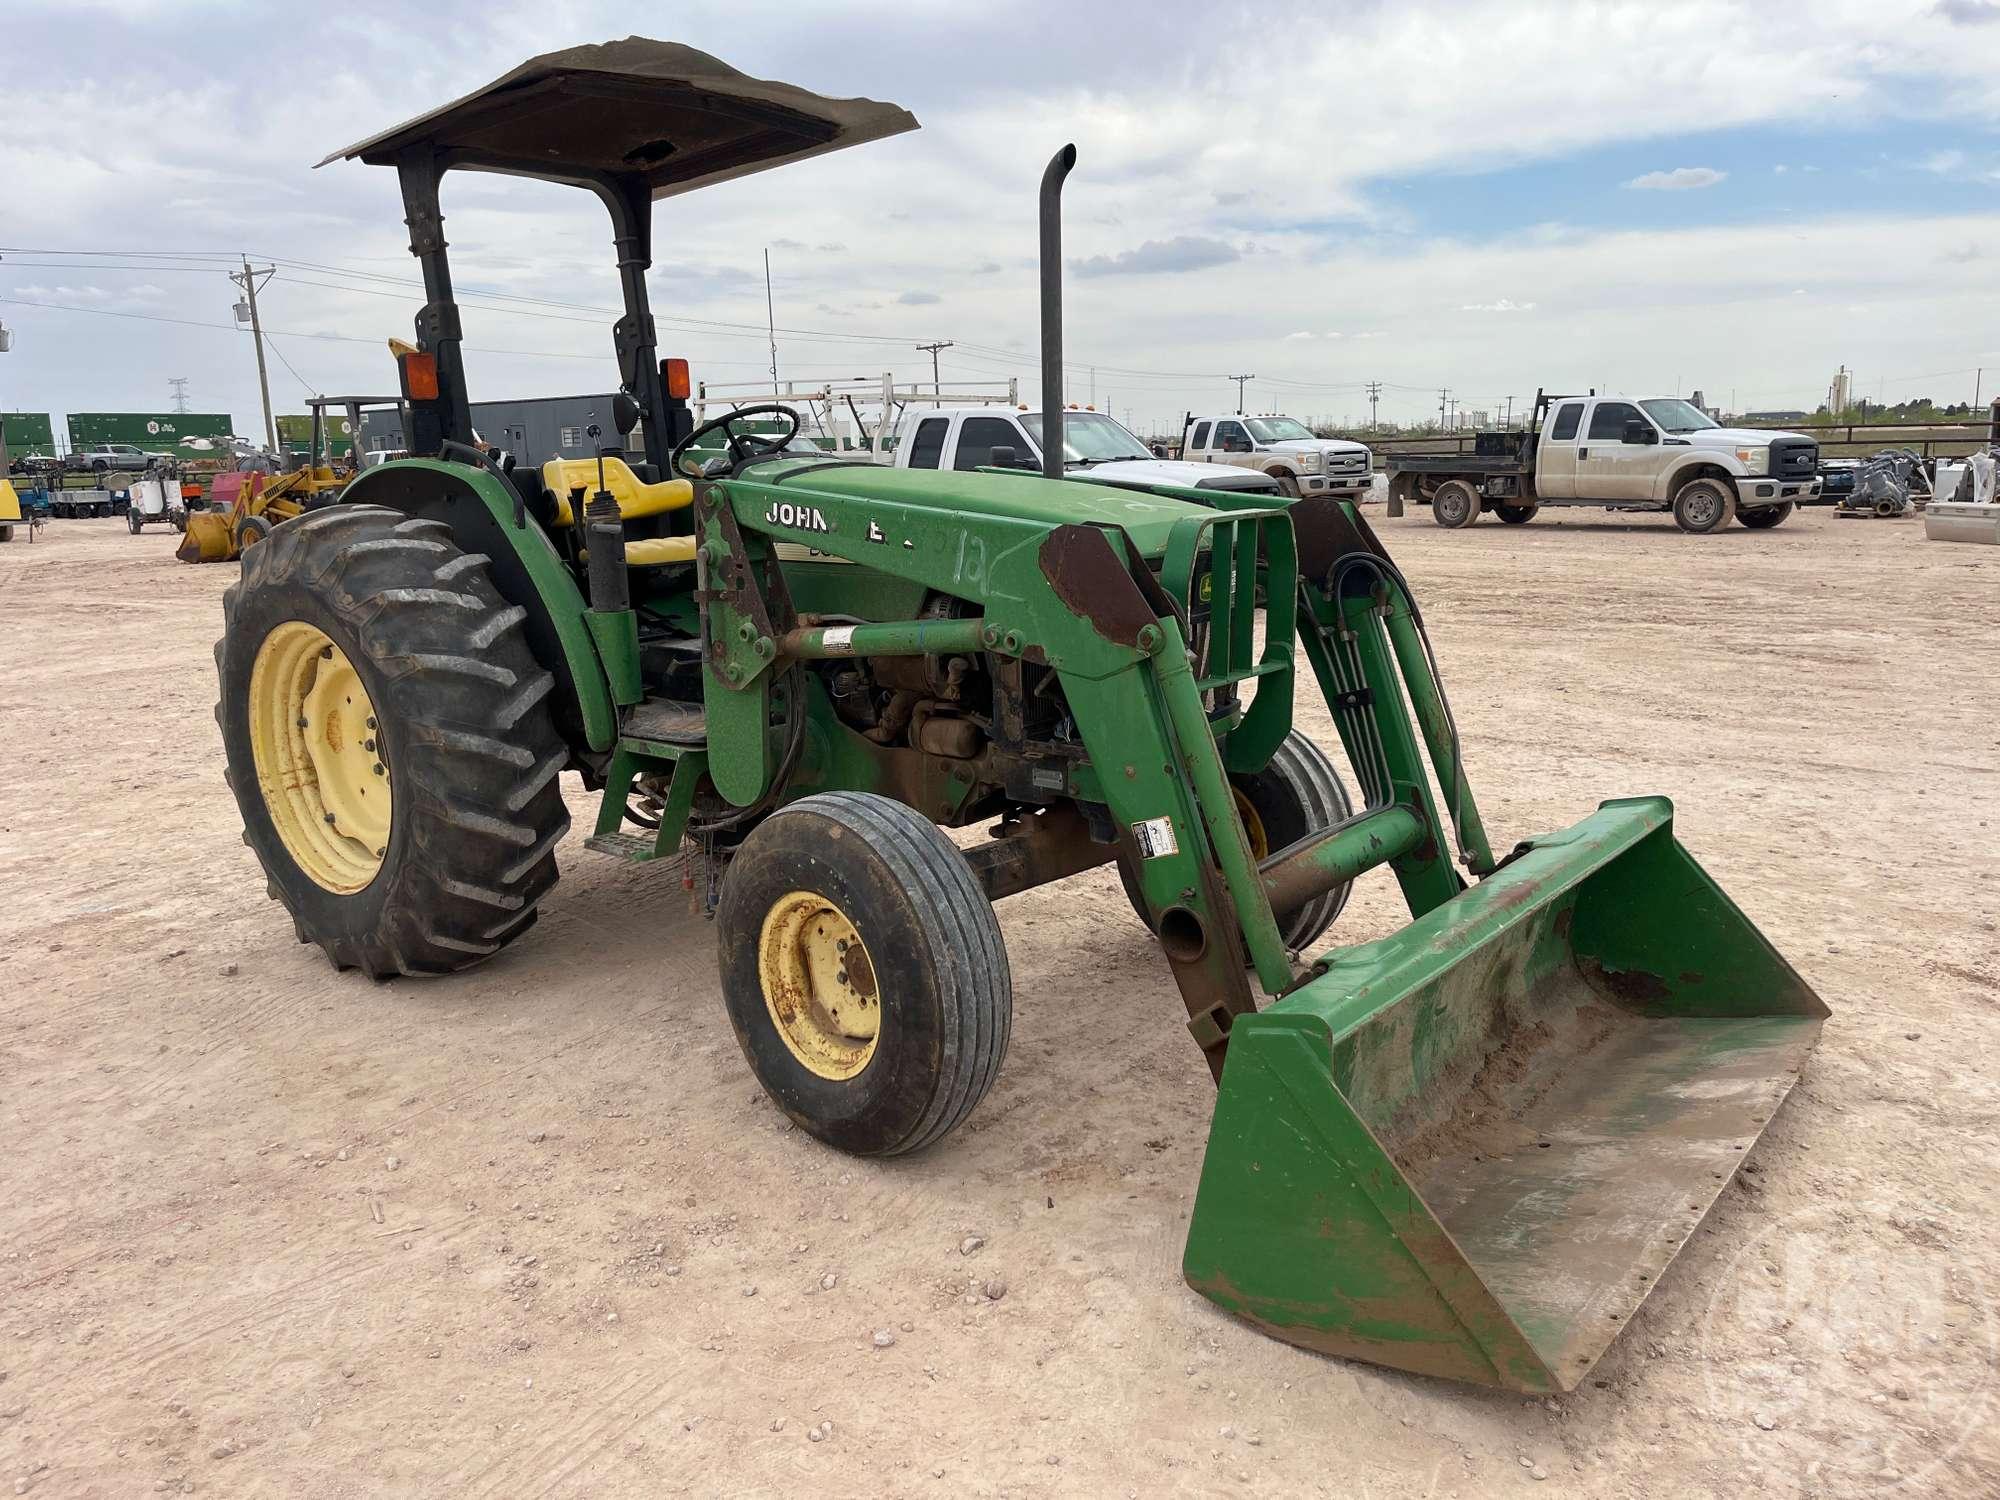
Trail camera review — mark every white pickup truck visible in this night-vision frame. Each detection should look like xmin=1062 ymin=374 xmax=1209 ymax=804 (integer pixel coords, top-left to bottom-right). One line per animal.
xmin=1387 ymin=395 xmax=1821 ymax=533
xmin=886 ymin=406 xmax=1283 ymax=498
xmin=1181 ymin=414 xmax=1373 ymax=499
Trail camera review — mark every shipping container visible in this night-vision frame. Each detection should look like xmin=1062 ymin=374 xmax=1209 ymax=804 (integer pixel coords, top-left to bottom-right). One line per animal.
xmin=277 ymin=413 xmax=357 ymax=462
xmin=65 ymin=412 xmax=237 ymax=460
xmin=1 ymin=412 xmax=58 ymax=458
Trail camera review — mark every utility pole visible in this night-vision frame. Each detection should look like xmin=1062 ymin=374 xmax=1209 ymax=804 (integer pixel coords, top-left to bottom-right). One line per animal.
xmin=1503 ymin=395 xmax=1516 ymax=428
xmin=763 ymin=248 xmax=779 ymax=391
xmin=916 ymin=341 xmax=953 ymax=407
xmin=0 ymin=320 xmax=12 ymax=481
xmin=229 ymin=257 xmax=277 ymax=451
xmin=1228 ymin=374 xmax=1254 ymax=414
xmin=1365 ymin=380 xmax=1382 ymax=431
xmin=168 ymin=377 xmax=190 ymax=415
xmin=1437 ymin=388 xmax=1451 ymax=431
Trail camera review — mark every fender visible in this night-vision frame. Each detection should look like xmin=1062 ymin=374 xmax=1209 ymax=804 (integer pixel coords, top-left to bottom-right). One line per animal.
xmin=338 ymin=458 xmax=618 ymax=754
xmin=1653 ymin=452 xmax=1747 ymax=505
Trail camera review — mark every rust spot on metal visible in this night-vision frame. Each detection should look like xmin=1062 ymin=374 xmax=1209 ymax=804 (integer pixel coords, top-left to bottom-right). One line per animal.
xmin=1290 ymin=495 xmax=1392 ymax=587
xmin=845 ymin=945 xmax=877 ymax=999
xmin=1038 ymin=525 xmax=1155 ymax=648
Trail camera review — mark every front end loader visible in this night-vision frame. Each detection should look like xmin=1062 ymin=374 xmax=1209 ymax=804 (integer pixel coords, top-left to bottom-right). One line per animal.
xmin=207 ymin=40 xmax=1826 ymax=1393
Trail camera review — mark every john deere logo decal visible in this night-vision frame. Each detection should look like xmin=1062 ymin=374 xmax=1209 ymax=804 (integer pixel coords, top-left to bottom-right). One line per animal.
xmin=1199 ymin=572 xmax=1214 ymax=602
xmin=765 ymin=501 xmax=830 ymax=534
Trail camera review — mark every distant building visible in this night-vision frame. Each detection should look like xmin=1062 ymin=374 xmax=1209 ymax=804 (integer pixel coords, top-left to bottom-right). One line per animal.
xmin=1826 ymin=366 xmax=1852 ymax=413
xmin=360 ymin=393 xmax=624 ymax=470
xmin=1744 ymin=410 xmax=1810 ymax=424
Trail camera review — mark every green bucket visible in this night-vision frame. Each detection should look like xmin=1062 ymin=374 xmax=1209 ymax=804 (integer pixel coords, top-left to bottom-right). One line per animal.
xmin=1183 ymin=796 xmax=1828 ymax=1391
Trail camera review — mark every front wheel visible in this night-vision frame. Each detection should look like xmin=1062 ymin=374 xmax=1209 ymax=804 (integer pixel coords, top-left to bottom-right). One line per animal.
xmin=1430 ymin=479 xmax=1480 ymax=529
xmin=1495 ymin=503 xmax=1539 ymax=525
xmin=1736 ymin=501 xmax=1794 ymax=529
xmin=215 ymin=504 xmax=571 ymax=977
xmin=717 ymin=792 xmax=1010 ymax=1157
xmin=235 ymin=513 xmax=273 ymax=552
xmin=1120 ymin=730 xmax=1356 ymax=951
xmin=127 ymin=511 xmax=144 ymax=535
xmin=1673 ymin=477 xmax=1735 ymax=534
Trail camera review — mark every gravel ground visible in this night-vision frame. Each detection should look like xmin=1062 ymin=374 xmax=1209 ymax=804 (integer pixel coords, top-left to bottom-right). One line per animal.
xmin=0 ymin=505 xmax=1995 ymax=1499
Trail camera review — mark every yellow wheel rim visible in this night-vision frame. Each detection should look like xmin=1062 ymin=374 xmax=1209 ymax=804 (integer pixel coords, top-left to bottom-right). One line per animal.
xmin=1232 ymin=787 xmax=1269 ymax=861
xmin=247 ymin=621 xmax=390 ymax=894
xmin=757 ymin=892 xmax=880 ymax=1080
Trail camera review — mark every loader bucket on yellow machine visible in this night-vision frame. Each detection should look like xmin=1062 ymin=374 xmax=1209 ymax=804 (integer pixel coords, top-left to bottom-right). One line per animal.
xmin=1183 ymin=795 xmax=1827 ymax=1392
xmin=176 ymin=508 xmax=236 ymax=563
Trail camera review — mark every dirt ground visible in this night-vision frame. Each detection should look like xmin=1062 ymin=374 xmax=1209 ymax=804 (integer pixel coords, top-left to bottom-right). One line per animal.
xmin=1 ymin=504 xmax=1995 ymax=1499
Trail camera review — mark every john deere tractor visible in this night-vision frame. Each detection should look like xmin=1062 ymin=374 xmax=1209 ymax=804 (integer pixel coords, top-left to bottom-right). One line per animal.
xmin=213 ymin=41 xmax=1827 ymax=1392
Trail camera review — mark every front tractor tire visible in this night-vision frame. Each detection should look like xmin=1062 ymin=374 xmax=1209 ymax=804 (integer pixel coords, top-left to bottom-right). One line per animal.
xmin=1431 ymin=479 xmax=1481 ymax=529
xmin=215 ymin=504 xmax=571 ymax=978
xmin=1120 ymin=730 xmax=1356 ymax=952
xmin=717 ymin=792 xmax=1010 ymax=1157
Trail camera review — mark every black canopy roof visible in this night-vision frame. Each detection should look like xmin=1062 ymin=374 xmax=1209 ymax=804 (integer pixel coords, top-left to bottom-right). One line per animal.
xmin=319 ymin=38 xmax=917 ymax=196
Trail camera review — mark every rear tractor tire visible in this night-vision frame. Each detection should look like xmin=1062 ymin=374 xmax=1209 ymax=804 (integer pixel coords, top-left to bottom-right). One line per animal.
xmin=1495 ymin=503 xmax=1539 ymax=525
xmin=717 ymin=791 xmax=1010 ymax=1157
xmin=1672 ymin=477 xmax=1735 ymax=534
xmin=1430 ymin=479 xmax=1481 ymax=529
xmin=1120 ymin=730 xmax=1356 ymax=952
xmin=1736 ymin=501 xmax=1794 ymax=529
xmin=214 ymin=503 xmax=571 ymax=978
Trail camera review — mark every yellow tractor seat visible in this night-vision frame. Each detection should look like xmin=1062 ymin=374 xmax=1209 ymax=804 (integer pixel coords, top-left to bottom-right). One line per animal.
xmin=540 ymin=456 xmax=693 ymax=526
xmin=614 ymin=535 xmax=698 ymax=567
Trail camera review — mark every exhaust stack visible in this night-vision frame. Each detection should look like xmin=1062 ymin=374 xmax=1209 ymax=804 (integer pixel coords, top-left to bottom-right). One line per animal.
xmin=1039 ymin=144 xmax=1076 ymax=481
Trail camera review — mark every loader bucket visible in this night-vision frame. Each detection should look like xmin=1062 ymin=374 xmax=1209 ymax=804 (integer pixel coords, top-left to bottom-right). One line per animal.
xmin=1183 ymin=795 xmax=1826 ymax=1392
xmin=176 ymin=508 xmax=236 ymax=564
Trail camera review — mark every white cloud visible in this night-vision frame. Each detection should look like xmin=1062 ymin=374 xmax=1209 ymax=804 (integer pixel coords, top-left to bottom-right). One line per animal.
xmin=1461 ymin=298 xmax=1538 ymax=312
xmin=1625 ymin=166 xmax=1728 ymax=191
xmin=1923 ymin=149 xmax=1968 ymax=173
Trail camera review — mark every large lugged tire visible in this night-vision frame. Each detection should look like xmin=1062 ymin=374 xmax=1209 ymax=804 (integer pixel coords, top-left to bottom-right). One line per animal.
xmin=716 ymin=791 xmax=1010 ymax=1157
xmin=1736 ymin=501 xmax=1794 ymax=529
xmin=1495 ymin=503 xmax=1539 ymax=524
xmin=215 ymin=504 xmax=571 ymax=978
xmin=1431 ymin=479 xmax=1480 ymax=528
xmin=1120 ymin=730 xmax=1357 ymax=951
xmin=1672 ymin=476 xmax=1735 ymax=533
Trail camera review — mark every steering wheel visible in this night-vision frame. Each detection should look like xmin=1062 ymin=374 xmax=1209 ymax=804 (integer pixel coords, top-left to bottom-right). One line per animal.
xmin=669 ymin=403 xmax=802 ymax=479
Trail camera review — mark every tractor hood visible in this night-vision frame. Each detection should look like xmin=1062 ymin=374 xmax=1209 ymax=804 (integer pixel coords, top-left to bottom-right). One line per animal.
xmin=753 ymin=459 xmax=1216 ymax=558
xmin=319 ymin=38 xmax=917 ymax=197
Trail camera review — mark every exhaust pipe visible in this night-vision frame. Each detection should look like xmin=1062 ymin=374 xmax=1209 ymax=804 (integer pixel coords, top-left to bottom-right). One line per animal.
xmin=1039 ymin=144 xmax=1076 ymax=481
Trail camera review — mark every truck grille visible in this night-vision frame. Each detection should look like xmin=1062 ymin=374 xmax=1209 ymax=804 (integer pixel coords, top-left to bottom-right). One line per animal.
xmin=1769 ymin=437 xmax=1818 ymax=480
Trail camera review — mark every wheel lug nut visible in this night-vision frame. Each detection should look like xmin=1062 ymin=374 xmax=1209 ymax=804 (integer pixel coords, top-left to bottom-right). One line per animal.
xmin=324 ymin=813 xmax=337 ymax=825
xmin=321 ymin=646 xmax=333 ymax=659
xmin=373 ymin=763 xmax=385 ymax=776
xmin=366 ymin=716 xmax=377 ymax=729
xmin=297 ymin=716 xmax=308 ymax=729
xmin=363 ymin=738 xmax=376 ymax=751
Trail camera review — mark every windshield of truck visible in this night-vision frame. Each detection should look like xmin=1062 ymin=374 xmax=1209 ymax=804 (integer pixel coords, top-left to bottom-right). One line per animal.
xmin=1639 ymin=399 xmax=1719 ymax=434
xmin=1019 ymin=412 xmax=1152 ymax=464
xmin=1245 ymin=417 xmax=1314 ymax=442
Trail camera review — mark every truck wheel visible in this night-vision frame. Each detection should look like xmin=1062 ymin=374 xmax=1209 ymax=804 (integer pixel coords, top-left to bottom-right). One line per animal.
xmin=717 ymin=791 xmax=1010 ymax=1157
xmin=0 ymin=526 xmax=12 ymax=544
xmin=1495 ymin=503 xmax=1539 ymax=524
xmin=215 ymin=504 xmax=571 ymax=978
xmin=1431 ymin=479 xmax=1480 ymax=529
xmin=1119 ymin=731 xmax=1356 ymax=950
xmin=1672 ymin=477 xmax=1735 ymax=534
xmin=1274 ymin=473 xmax=1302 ymax=499
xmin=1737 ymin=501 xmax=1793 ymax=529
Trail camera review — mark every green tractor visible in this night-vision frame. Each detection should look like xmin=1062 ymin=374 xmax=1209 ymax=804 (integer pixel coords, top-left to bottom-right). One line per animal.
xmin=214 ymin=41 xmax=1827 ymax=1392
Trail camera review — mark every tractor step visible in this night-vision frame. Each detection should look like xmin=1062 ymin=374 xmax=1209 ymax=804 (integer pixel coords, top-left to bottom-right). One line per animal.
xmin=623 ymin=697 xmax=707 ymax=746
xmin=584 ymin=830 xmax=678 ymax=863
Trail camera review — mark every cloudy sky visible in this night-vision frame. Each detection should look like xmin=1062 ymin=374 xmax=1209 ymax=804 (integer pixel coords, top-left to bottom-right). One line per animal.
xmin=4 ymin=0 xmax=2000 ymax=441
